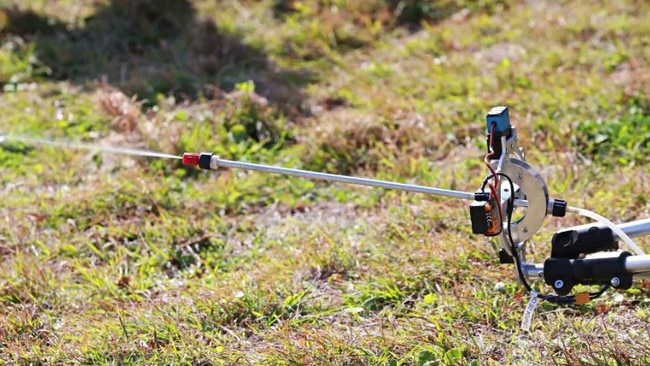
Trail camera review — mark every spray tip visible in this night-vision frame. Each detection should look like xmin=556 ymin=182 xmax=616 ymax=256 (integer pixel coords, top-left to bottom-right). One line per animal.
xmin=182 ymin=152 xmax=200 ymax=167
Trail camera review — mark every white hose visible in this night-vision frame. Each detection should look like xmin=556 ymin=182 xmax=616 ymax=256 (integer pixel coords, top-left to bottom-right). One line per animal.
xmin=567 ymin=206 xmax=645 ymax=255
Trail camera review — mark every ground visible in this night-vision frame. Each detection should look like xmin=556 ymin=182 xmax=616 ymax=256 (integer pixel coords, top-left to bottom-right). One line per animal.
xmin=0 ymin=0 xmax=650 ymax=365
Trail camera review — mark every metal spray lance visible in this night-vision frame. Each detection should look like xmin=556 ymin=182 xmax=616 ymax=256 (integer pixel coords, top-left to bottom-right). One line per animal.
xmin=179 ymin=106 xmax=650 ymax=307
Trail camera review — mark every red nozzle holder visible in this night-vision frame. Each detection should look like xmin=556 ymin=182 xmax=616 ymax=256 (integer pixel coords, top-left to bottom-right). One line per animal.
xmin=182 ymin=152 xmax=200 ymax=167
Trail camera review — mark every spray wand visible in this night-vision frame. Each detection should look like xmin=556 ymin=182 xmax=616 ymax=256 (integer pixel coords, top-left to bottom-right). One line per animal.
xmin=4 ymin=106 xmax=650 ymax=315
xmin=178 ymin=106 xmax=650 ymax=309
xmin=181 ymin=151 xmax=530 ymax=207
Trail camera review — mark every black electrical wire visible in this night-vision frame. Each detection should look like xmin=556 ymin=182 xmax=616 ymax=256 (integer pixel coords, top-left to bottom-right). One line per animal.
xmin=492 ymin=172 xmax=610 ymax=305
xmin=496 ymin=173 xmax=533 ymax=291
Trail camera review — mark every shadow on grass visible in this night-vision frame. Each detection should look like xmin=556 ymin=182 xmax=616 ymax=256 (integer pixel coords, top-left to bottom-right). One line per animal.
xmin=271 ymin=0 xmax=496 ymax=32
xmin=0 ymin=0 xmax=316 ymax=114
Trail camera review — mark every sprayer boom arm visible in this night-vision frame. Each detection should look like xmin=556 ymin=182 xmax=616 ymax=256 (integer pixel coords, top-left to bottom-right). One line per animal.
xmin=182 ymin=152 xmax=529 ymax=206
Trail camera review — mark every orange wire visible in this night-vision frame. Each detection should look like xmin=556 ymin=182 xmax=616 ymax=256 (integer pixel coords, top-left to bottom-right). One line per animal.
xmin=487 ymin=183 xmax=503 ymax=235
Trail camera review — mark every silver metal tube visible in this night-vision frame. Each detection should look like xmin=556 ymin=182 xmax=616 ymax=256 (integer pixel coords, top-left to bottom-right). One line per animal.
xmin=563 ymin=218 xmax=650 ymax=239
xmin=522 ymin=263 xmax=545 ymax=280
xmin=212 ymin=156 xmax=531 ymax=206
xmin=523 ymin=254 xmax=650 ymax=280
xmin=624 ymin=255 xmax=650 ymax=274
xmin=214 ymin=157 xmax=476 ymax=200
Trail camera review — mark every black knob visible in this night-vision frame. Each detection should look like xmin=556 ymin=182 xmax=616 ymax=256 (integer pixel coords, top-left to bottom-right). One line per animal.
xmin=198 ymin=152 xmax=213 ymax=170
xmin=552 ymin=199 xmax=567 ymax=217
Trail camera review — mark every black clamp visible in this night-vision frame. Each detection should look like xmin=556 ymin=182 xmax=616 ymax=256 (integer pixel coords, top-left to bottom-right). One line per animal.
xmin=551 ymin=226 xmax=617 ymax=259
xmin=544 ymin=251 xmax=633 ymax=296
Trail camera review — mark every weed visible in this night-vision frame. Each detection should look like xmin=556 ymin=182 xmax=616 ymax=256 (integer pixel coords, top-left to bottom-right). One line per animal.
xmin=574 ymin=103 xmax=650 ymax=166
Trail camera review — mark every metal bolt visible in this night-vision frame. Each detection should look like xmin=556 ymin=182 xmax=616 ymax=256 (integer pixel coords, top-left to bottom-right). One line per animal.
xmin=517 ymin=173 xmax=523 ymax=180
xmin=523 ymin=227 xmax=529 ymax=233
xmin=611 ymin=277 xmax=620 ymax=287
xmin=554 ymin=280 xmax=564 ymax=289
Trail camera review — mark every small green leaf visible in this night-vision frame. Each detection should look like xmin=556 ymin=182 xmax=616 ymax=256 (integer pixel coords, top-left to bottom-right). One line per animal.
xmin=235 ymin=80 xmax=255 ymax=93
xmin=418 ymin=350 xmax=437 ymax=366
xmin=423 ymin=293 xmax=436 ymax=305
xmin=444 ymin=348 xmax=463 ymax=362
xmin=175 ymin=110 xmax=189 ymax=121
xmin=59 ymin=244 xmax=78 ymax=257
xmin=282 ymin=293 xmax=302 ymax=308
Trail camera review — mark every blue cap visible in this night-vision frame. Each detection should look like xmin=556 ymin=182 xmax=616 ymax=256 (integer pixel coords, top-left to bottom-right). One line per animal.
xmin=486 ymin=106 xmax=510 ymax=134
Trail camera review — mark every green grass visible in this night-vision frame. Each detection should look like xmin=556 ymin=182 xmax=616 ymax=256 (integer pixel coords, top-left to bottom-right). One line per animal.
xmin=0 ymin=0 xmax=650 ymax=364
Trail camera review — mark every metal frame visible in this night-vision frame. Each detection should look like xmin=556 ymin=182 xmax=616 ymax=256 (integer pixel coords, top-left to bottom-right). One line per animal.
xmin=180 ymin=106 xmax=650 ymax=298
xmin=196 ymin=152 xmax=650 ymax=283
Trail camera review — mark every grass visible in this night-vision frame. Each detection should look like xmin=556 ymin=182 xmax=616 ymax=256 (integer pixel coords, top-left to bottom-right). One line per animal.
xmin=0 ymin=0 xmax=649 ymax=364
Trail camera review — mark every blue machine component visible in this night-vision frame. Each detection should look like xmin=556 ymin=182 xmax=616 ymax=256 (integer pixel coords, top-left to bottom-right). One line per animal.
xmin=486 ymin=106 xmax=510 ymax=134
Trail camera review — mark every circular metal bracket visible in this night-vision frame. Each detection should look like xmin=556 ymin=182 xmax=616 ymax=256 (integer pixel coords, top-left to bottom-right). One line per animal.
xmin=501 ymin=158 xmax=549 ymax=243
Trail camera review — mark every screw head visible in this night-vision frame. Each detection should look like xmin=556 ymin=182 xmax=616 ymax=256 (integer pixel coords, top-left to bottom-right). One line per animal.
xmin=611 ymin=277 xmax=621 ymax=287
xmin=517 ymin=173 xmax=523 ymax=180
xmin=554 ymin=280 xmax=564 ymax=289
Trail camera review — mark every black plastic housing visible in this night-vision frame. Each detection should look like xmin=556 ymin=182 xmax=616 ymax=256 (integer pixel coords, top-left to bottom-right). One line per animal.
xmin=551 ymin=226 xmax=617 ymax=259
xmin=470 ymin=200 xmax=489 ymax=234
xmin=544 ymin=251 xmax=632 ymax=295
xmin=198 ymin=152 xmax=213 ymax=170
